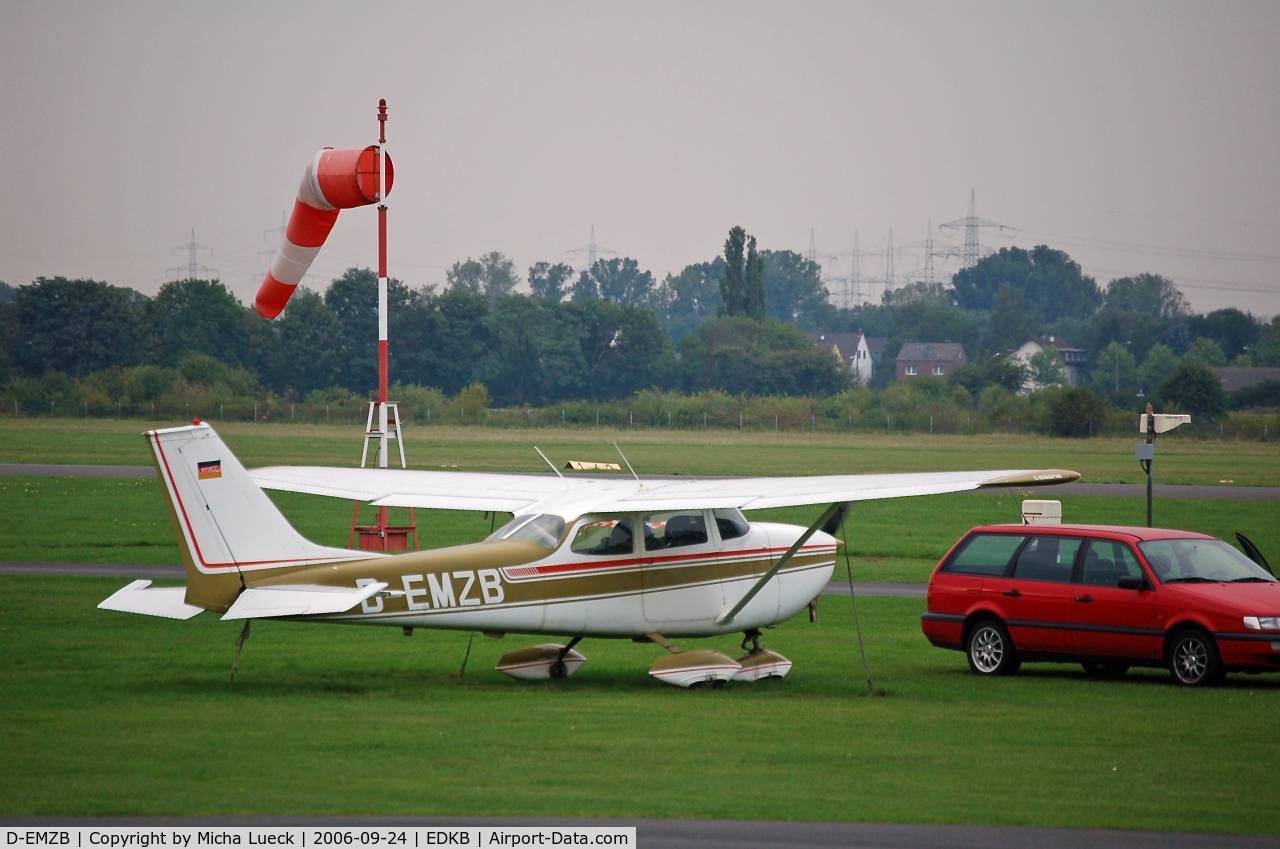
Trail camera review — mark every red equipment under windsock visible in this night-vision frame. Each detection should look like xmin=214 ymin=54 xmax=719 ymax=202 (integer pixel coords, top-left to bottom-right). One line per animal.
xmin=254 ymin=146 xmax=395 ymax=318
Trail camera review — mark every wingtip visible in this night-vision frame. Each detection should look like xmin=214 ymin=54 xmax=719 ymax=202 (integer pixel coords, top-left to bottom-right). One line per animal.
xmin=980 ymin=469 xmax=1081 ymax=488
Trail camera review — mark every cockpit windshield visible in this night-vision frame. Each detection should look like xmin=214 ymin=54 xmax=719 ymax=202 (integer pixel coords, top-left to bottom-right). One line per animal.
xmin=486 ymin=514 xmax=566 ymax=550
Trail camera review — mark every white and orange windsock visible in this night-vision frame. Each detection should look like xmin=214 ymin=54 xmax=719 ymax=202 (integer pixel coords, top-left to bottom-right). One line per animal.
xmin=254 ymin=146 xmax=395 ymax=319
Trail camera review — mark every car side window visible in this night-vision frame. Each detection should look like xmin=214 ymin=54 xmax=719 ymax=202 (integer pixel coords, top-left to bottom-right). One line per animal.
xmin=942 ymin=534 xmax=1026 ymax=576
xmin=1080 ymin=540 xmax=1144 ymax=587
xmin=1012 ymin=536 xmax=1081 ymax=583
xmin=644 ymin=511 xmax=710 ymax=551
xmin=570 ymin=518 xmax=635 ymax=556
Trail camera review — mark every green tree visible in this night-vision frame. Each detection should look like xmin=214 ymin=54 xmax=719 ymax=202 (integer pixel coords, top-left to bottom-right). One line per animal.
xmin=1103 ymin=274 xmax=1190 ymax=318
xmin=1187 ymin=308 xmax=1260 ymax=360
xmin=527 ymin=261 xmax=574 ymax=301
xmin=1156 ymin=360 xmax=1228 ymax=421
xmin=146 ymin=278 xmax=248 ymax=366
xmin=761 ymin=249 xmax=830 ymax=327
xmin=950 ymin=245 xmax=1101 ymax=322
xmin=680 ymin=317 xmax=847 ymax=396
xmin=1042 ymin=387 xmax=1111 ymax=438
xmin=479 ymin=296 xmax=586 ymax=405
xmin=566 ymin=299 xmax=673 ymax=400
xmin=266 ymin=289 xmax=343 ymax=395
xmin=1091 ymin=341 xmax=1138 ymax=403
xmin=719 ymin=227 xmax=747 ymax=316
xmin=949 ymin=355 xmax=1029 ymax=396
xmin=984 ymin=284 xmax=1038 ymax=354
xmin=446 ymin=252 xmax=519 ymax=305
xmin=1028 ymin=345 xmax=1067 ymax=388
xmin=428 ymin=289 xmax=492 ymax=394
xmin=13 ymin=277 xmax=143 ymax=377
xmin=571 ymin=258 xmax=656 ymax=307
xmin=1139 ymin=343 xmax=1178 ymax=395
xmin=323 ymin=268 xmax=414 ymax=392
xmin=744 ymin=236 xmax=765 ymax=319
xmin=1089 ymin=274 xmax=1189 ymax=359
xmin=1184 ymin=337 xmax=1228 ymax=367
xmin=657 ymin=258 xmax=724 ymax=342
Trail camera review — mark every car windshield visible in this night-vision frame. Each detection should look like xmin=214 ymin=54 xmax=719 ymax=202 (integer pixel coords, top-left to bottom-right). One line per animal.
xmin=485 ymin=514 xmax=566 ymax=550
xmin=1139 ymin=539 xmax=1275 ymax=584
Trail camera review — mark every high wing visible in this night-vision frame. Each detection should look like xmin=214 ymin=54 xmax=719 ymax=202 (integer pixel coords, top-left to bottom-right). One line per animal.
xmin=251 ymin=465 xmax=1079 ymax=516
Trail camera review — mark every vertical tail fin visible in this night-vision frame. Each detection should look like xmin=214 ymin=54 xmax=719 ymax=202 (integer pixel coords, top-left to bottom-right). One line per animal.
xmin=146 ymin=422 xmax=373 ymax=610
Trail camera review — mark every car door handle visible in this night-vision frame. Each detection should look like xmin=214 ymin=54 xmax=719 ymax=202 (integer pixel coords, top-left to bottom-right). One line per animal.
xmin=1002 ymin=589 xmax=1021 ymax=598
xmin=1074 ymin=595 xmax=1094 ymax=603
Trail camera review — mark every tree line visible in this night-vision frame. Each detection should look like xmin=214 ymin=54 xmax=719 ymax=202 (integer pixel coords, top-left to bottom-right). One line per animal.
xmin=1 ymin=231 xmax=1277 ymax=425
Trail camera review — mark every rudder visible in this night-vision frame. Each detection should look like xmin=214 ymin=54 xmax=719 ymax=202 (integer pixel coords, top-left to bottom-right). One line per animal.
xmin=146 ymin=422 xmax=374 ymax=611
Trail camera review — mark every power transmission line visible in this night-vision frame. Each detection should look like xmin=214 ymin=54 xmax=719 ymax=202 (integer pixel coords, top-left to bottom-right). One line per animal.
xmin=938 ymin=189 xmax=1013 ymax=269
xmin=166 ymin=228 xmax=218 ymax=280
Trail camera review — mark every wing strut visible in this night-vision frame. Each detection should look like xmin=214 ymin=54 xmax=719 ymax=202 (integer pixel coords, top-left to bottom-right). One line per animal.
xmin=716 ymin=501 xmax=849 ymax=627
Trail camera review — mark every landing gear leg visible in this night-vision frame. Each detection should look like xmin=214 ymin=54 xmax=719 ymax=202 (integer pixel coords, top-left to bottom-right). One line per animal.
xmin=741 ymin=629 xmax=763 ymax=655
xmin=550 ymin=636 xmax=583 ymax=679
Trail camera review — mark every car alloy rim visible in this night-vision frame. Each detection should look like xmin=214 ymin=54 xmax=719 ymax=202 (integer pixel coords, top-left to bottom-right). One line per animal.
xmin=1175 ymin=637 xmax=1207 ymax=683
xmin=972 ymin=626 xmax=1003 ymax=673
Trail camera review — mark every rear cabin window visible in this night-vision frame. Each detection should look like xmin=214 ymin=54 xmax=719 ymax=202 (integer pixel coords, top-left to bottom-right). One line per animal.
xmin=644 ymin=511 xmax=710 ymax=551
xmin=570 ymin=518 xmax=635 ymax=556
xmin=943 ymin=533 xmax=1026 ymax=576
xmin=1081 ymin=540 xmax=1144 ymax=587
xmin=1012 ymin=536 xmax=1082 ymax=583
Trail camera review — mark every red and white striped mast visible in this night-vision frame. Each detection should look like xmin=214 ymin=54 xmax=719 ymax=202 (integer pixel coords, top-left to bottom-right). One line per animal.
xmin=375 ymin=98 xmax=390 ymax=533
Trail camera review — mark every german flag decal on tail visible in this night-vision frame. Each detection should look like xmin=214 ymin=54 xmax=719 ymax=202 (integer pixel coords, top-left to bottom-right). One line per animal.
xmin=197 ymin=460 xmax=222 ymax=480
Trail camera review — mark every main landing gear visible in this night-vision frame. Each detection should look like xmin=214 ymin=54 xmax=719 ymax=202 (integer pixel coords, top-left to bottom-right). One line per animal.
xmin=494 ymin=631 xmax=793 ymax=688
xmin=733 ymin=629 xmax=793 ymax=683
xmin=647 ymin=629 xmax=793 ymax=688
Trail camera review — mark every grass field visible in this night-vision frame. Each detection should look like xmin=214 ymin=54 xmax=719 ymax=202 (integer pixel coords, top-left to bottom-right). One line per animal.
xmin=3 ymin=417 xmax=1279 ymax=485
xmin=1 ymin=576 xmax=1278 ymax=833
xmin=1 ymin=418 xmax=1278 ymax=831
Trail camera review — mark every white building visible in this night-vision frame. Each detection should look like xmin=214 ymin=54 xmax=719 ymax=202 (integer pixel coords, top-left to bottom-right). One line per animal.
xmin=1010 ymin=335 xmax=1090 ymax=392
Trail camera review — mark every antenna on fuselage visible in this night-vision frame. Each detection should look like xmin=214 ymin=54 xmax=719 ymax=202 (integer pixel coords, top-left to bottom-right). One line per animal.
xmin=613 ymin=442 xmax=641 ymax=485
xmin=534 ymin=446 xmax=564 ymax=479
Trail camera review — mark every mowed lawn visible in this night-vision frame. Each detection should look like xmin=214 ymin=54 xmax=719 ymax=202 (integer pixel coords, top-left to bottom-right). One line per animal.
xmin=2 ymin=476 xmax=1276 ymax=584
xmin=1 ymin=576 xmax=1277 ymax=833
xmin=2 ymin=417 xmax=1279 ymax=485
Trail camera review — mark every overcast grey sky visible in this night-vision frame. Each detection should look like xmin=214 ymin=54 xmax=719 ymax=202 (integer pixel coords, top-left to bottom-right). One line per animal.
xmin=2 ymin=0 xmax=1278 ymax=316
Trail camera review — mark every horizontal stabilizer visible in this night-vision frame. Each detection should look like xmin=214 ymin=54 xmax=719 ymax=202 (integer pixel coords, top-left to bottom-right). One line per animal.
xmin=221 ymin=581 xmax=388 ymax=621
xmin=99 ymin=580 xmax=205 ymax=620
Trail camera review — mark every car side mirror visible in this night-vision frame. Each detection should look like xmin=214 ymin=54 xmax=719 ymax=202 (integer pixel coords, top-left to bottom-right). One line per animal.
xmin=1117 ymin=577 xmax=1148 ymax=591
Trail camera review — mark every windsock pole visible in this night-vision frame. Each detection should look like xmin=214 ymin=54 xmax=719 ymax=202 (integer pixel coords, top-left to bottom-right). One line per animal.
xmin=376 ymin=99 xmax=390 ymax=532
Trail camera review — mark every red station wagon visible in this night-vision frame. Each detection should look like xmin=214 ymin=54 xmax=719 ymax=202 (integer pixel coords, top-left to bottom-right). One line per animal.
xmin=921 ymin=524 xmax=1280 ymax=686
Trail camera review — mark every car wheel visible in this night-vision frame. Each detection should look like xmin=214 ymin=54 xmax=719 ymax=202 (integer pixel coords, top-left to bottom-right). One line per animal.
xmin=966 ymin=619 xmax=1020 ymax=676
xmin=1081 ymin=662 xmax=1129 ymax=677
xmin=1167 ymin=629 xmax=1224 ymax=687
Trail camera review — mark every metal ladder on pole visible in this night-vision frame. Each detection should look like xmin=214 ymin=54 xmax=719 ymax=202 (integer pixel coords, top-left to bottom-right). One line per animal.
xmin=360 ymin=401 xmax=407 ymax=469
xmin=348 ymin=401 xmax=418 ymax=550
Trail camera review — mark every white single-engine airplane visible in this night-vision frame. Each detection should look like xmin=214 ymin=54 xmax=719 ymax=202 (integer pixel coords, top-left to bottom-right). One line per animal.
xmin=100 ymin=422 xmax=1079 ymax=686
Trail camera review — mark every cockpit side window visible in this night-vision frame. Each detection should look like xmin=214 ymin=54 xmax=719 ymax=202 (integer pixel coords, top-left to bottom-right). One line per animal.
xmin=570 ymin=517 xmax=635 ymax=556
xmin=643 ymin=511 xmax=710 ymax=551
xmin=713 ymin=508 xmax=750 ymax=541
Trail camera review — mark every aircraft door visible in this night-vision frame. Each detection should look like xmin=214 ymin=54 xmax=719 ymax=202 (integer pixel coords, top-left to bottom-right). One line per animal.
xmin=641 ymin=510 xmax=725 ymax=623
xmin=718 ymin=514 xmax=780 ymax=623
